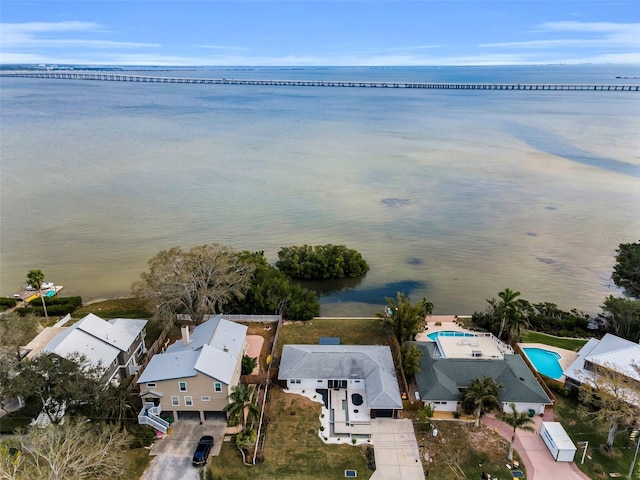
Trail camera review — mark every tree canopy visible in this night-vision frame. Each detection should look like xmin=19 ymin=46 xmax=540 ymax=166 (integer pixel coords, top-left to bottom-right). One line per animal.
xmin=599 ymin=295 xmax=640 ymax=343
xmin=275 ymin=244 xmax=369 ymax=280
xmin=0 ymin=418 xmax=130 ymax=480
xmin=461 ymin=376 xmax=502 ymax=427
xmin=227 ymin=251 xmax=320 ymax=320
xmin=132 ymin=243 xmax=255 ymax=325
xmin=7 ymin=353 xmax=107 ymax=425
xmin=379 ymin=292 xmax=434 ymax=344
xmin=612 ymin=241 xmax=640 ymax=299
xmin=578 ymin=361 xmax=640 ymax=451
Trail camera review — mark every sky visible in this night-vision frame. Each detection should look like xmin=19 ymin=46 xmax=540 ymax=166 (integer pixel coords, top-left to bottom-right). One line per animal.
xmin=1 ymin=1 xmax=639 ymax=66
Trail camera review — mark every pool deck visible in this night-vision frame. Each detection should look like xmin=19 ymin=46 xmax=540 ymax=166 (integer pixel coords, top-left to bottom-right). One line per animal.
xmin=518 ymin=343 xmax=577 ymax=377
xmin=415 ymin=315 xmax=467 ymax=342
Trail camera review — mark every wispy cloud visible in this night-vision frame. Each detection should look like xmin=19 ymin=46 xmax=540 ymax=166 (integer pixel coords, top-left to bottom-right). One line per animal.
xmin=0 ymin=21 xmax=159 ymax=50
xmin=482 ymin=21 xmax=640 ymax=49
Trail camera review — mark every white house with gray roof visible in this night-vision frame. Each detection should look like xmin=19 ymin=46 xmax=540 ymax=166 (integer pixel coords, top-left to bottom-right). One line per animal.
xmin=563 ymin=333 xmax=640 ymax=406
xmin=23 ymin=313 xmax=147 ymax=386
xmin=137 ymin=315 xmax=247 ymax=431
xmin=278 ymin=344 xmax=403 ymax=431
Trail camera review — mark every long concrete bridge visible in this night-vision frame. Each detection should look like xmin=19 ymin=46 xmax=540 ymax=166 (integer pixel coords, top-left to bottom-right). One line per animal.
xmin=1 ymin=71 xmax=638 ymax=91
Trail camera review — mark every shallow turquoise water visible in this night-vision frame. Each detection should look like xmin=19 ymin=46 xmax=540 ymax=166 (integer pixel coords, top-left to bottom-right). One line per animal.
xmin=523 ymin=347 xmax=563 ymax=379
xmin=426 ymin=331 xmax=477 ymax=341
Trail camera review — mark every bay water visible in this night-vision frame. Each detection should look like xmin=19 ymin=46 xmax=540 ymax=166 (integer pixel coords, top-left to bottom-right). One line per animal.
xmin=1 ymin=65 xmax=639 ymax=316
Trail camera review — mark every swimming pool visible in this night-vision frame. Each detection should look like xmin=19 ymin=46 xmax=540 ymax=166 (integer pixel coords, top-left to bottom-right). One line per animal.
xmin=523 ymin=347 xmax=564 ymax=379
xmin=426 ymin=331 xmax=477 ymax=341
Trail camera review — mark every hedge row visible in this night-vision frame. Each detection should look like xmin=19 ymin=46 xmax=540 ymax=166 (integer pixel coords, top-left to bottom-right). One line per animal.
xmin=16 ymin=296 xmax=82 ymax=317
xmin=0 ymin=297 xmax=18 ymax=308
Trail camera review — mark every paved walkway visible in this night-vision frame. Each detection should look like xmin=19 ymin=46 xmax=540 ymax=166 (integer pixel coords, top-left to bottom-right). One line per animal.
xmin=482 ymin=411 xmax=589 ymax=480
xmin=370 ymin=418 xmax=424 ymax=480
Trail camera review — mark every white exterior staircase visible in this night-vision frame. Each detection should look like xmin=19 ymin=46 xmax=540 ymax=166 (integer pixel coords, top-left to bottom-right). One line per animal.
xmin=138 ymin=402 xmax=169 ymax=434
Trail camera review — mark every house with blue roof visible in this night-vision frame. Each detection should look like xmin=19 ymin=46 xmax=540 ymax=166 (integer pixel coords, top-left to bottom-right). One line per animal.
xmin=137 ymin=314 xmax=247 ymax=431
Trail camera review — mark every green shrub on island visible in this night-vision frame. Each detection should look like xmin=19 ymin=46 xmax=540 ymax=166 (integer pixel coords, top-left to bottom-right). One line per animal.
xmin=276 ymin=244 xmax=369 ymax=280
xmin=224 ymin=251 xmax=320 ymax=320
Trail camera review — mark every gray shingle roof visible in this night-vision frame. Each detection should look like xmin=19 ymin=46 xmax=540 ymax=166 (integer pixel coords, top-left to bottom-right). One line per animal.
xmin=412 ymin=342 xmax=552 ymax=405
xmin=278 ymin=345 xmax=403 ymax=410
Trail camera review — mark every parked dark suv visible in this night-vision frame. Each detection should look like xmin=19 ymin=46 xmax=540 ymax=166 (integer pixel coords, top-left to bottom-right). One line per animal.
xmin=192 ymin=435 xmax=214 ymax=467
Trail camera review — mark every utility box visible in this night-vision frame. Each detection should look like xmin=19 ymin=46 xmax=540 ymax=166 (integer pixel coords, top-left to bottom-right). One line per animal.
xmin=540 ymin=422 xmax=577 ymax=462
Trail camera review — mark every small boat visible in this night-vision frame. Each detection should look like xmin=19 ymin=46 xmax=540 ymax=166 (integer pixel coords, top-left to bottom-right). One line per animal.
xmin=40 ymin=282 xmax=54 ymax=290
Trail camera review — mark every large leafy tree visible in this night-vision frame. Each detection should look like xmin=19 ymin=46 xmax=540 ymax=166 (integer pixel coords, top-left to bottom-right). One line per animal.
xmin=223 ymin=384 xmax=259 ymax=430
xmin=461 ymin=376 xmax=502 ymax=428
xmin=132 ymin=244 xmax=255 ymax=325
xmin=0 ymin=313 xmax=39 ymax=362
xmin=8 ymin=353 xmax=106 ymax=425
xmin=497 ymin=403 xmax=535 ymax=466
xmin=401 ymin=343 xmax=422 ymax=377
xmin=379 ymin=292 xmax=434 ymax=344
xmin=599 ymin=295 xmax=640 ymax=343
xmin=26 ymin=269 xmax=48 ymax=320
xmin=0 ymin=418 xmax=130 ymax=480
xmin=612 ymin=241 xmax=640 ymax=299
xmin=578 ymin=361 xmax=640 ymax=451
xmin=228 ymin=251 xmax=320 ymax=320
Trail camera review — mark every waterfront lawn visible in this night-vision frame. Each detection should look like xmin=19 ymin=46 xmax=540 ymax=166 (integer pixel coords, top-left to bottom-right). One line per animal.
xmin=207 ymin=386 xmax=371 ymax=480
xmin=554 ymin=395 xmax=637 ymax=479
xmin=276 ymin=318 xmax=392 ymax=355
xmin=520 ymin=330 xmax=589 ymax=351
xmin=72 ymin=297 xmax=151 ymax=319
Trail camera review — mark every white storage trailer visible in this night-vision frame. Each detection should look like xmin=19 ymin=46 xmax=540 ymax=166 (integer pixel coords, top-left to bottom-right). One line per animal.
xmin=540 ymin=422 xmax=577 ymax=462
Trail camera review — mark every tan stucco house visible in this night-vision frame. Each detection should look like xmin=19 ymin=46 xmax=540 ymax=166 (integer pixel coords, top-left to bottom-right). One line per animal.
xmin=137 ymin=315 xmax=247 ymax=432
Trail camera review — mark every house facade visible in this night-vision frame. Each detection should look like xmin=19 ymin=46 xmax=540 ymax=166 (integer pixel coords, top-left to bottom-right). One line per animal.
xmin=278 ymin=344 xmax=403 ymax=431
xmin=22 ymin=313 xmax=147 ymax=385
xmin=137 ymin=315 xmax=247 ymax=431
xmin=563 ymin=333 xmax=640 ymax=405
xmin=412 ymin=341 xmax=553 ymax=414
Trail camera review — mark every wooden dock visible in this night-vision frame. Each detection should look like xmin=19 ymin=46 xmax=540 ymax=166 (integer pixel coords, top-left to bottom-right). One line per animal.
xmin=1 ymin=72 xmax=638 ymax=91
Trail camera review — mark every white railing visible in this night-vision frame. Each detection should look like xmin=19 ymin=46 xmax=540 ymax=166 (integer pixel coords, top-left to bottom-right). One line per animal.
xmin=138 ymin=402 xmax=169 ymax=433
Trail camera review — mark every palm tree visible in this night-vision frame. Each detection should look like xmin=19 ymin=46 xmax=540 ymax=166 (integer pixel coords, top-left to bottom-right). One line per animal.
xmin=507 ymin=309 xmax=530 ymax=342
xmin=497 ymin=288 xmax=528 ymax=340
xmin=462 ymin=376 xmax=502 ymax=428
xmin=26 ymin=269 xmax=48 ymax=321
xmin=223 ymin=384 xmax=259 ymax=430
xmin=497 ymin=402 xmax=535 ymax=466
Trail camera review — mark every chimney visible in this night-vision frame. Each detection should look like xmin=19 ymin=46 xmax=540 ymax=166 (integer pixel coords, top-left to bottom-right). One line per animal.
xmin=181 ymin=325 xmax=190 ymax=346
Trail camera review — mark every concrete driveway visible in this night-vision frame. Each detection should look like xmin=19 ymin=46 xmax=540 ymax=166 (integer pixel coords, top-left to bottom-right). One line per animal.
xmin=370 ymin=418 xmax=424 ymax=480
xmin=141 ymin=418 xmax=227 ymax=480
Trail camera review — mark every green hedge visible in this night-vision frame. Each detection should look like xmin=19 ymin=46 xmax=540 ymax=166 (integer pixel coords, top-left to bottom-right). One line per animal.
xmin=17 ymin=296 xmax=82 ymax=317
xmin=0 ymin=297 xmax=18 ymax=308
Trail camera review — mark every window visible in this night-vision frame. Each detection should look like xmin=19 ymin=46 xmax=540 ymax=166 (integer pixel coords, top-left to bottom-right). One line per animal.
xmin=146 ymin=383 xmax=156 ymax=388
xmin=171 ymin=396 xmax=179 ymax=407
xmin=201 ymin=396 xmax=211 ymax=402
xmin=291 ymin=379 xmax=301 ymax=384
xmin=317 ymin=380 xmax=323 ymax=383
xmin=179 ymin=381 xmax=187 ymax=392
xmin=185 ymin=396 xmax=193 ymax=407
xmin=214 ymin=382 xmax=222 ymax=393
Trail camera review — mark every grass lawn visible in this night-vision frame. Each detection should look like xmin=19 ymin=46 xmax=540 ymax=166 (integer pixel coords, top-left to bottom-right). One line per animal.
xmin=520 ymin=330 xmax=589 ymax=351
xmin=276 ymin=318 xmax=393 ymax=355
xmin=122 ymin=448 xmax=152 ymax=480
xmin=554 ymin=395 xmax=638 ymax=479
xmin=207 ymin=386 xmax=371 ymax=480
xmin=73 ymin=297 xmax=151 ymax=319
